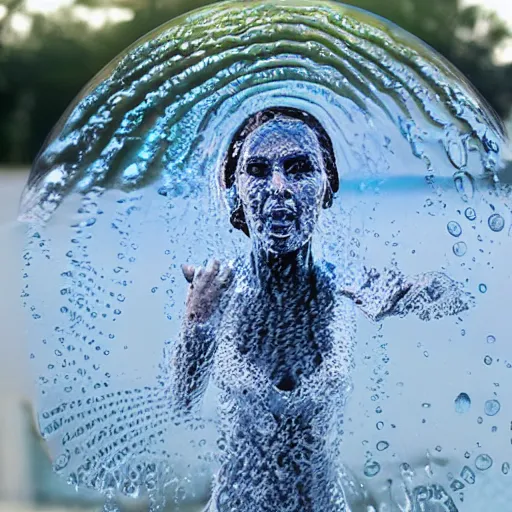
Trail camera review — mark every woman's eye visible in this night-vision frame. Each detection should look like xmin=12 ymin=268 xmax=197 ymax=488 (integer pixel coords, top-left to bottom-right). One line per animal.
xmin=284 ymin=156 xmax=314 ymax=176
xmin=246 ymin=162 xmax=269 ymax=177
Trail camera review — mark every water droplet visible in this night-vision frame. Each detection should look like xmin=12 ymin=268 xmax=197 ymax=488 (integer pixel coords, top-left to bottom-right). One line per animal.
xmin=453 ymin=241 xmax=467 ymax=257
xmin=461 ymin=465 xmax=476 ymax=484
xmin=484 ymin=399 xmax=500 ymax=416
xmin=475 ymin=454 xmax=493 ymax=471
xmin=376 ymin=421 xmax=384 ymax=430
xmin=447 ymin=221 xmax=462 ymax=237
xmin=453 ymin=170 xmax=473 ymax=200
xmin=464 ymin=207 xmax=477 ymax=221
xmin=502 ymin=462 xmax=510 ymax=475
xmin=363 ymin=460 xmax=381 ymax=477
xmin=376 ymin=441 xmax=389 ymax=451
xmin=488 ymin=213 xmax=505 ymax=232
xmin=484 ymin=355 xmax=493 ymax=365
xmin=455 ymin=392 xmax=471 ymax=413
xmin=487 ymin=335 xmax=496 ymax=344
xmin=479 ymin=283 xmax=487 ymax=293
xmin=450 ymin=479 xmax=465 ymax=491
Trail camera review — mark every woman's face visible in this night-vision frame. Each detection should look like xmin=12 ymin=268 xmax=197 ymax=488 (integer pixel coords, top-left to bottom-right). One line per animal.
xmin=235 ymin=118 xmax=328 ymax=255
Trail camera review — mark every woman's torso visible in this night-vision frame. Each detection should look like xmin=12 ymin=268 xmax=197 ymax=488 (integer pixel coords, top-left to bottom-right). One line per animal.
xmin=209 ymin=259 xmax=356 ymax=511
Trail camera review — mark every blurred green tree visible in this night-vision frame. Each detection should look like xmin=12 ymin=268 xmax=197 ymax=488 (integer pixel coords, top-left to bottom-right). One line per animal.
xmin=0 ymin=0 xmax=510 ymax=165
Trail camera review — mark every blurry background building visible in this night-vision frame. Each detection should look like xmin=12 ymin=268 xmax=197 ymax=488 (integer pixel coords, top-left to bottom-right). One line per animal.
xmin=0 ymin=0 xmax=511 ymax=510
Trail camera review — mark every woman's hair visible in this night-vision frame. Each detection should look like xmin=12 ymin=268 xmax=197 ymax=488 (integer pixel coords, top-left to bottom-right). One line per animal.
xmin=221 ymin=106 xmax=339 ymax=236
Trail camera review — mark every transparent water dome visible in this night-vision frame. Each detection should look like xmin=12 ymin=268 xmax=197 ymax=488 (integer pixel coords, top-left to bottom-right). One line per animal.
xmin=19 ymin=0 xmax=512 ymax=511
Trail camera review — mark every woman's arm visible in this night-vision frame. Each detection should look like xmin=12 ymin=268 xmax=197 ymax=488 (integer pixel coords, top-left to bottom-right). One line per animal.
xmin=343 ymin=267 xmax=474 ymax=322
xmin=169 ymin=260 xmax=233 ymax=417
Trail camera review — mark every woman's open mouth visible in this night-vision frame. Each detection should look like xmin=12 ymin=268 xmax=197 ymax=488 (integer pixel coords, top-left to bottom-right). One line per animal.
xmin=268 ymin=207 xmax=296 ymax=238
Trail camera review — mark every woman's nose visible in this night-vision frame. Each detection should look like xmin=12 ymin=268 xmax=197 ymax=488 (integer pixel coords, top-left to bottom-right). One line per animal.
xmin=271 ymin=171 xmax=291 ymax=198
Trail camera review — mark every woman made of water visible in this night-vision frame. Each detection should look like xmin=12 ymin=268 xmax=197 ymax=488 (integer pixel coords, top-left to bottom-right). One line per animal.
xmin=169 ymin=107 xmax=473 ymax=512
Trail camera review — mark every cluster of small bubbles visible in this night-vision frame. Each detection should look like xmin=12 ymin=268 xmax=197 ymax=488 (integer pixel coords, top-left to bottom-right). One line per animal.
xmin=464 ymin=207 xmax=477 ymax=221
xmin=487 ymin=335 xmax=496 ymax=344
xmin=363 ymin=460 xmax=381 ymax=477
xmin=484 ymin=355 xmax=493 ymax=366
xmin=460 ymin=465 xmax=476 ymax=484
xmin=454 ymin=392 xmax=471 ymax=413
xmin=447 ymin=221 xmax=462 ymax=237
xmin=376 ymin=441 xmax=389 ymax=451
xmin=452 ymin=241 xmax=467 ymax=257
xmin=502 ymin=462 xmax=510 ymax=475
xmin=488 ymin=213 xmax=505 ymax=232
xmin=479 ymin=283 xmax=487 ymax=293
xmin=475 ymin=454 xmax=493 ymax=471
xmin=484 ymin=399 xmax=500 ymax=416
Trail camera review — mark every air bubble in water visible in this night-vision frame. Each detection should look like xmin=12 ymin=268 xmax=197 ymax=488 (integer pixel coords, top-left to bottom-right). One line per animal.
xmin=488 ymin=213 xmax=505 ymax=232
xmin=475 ymin=454 xmax=493 ymax=471
xmin=376 ymin=441 xmax=389 ymax=451
xmin=502 ymin=462 xmax=510 ymax=475
xmin=453 ymin=241 xmax=467 ymax=257
xmin=479 ymin=283 xmax=488 ymax=293
xmin=455 ymin=392 xmax=471 ymax=413
xmin=447 ymin=221 xmax=462 ymax=237
xmin=484 ymin=355 xmax=493 ymax=365
xmin=487 ymin=335 xmax=496 ymax=344
xmin=464 ymin=207 xmax=477 ymax=221
xmin=484 ymin=399 xmax=501 ymax=416
xmin=450 ymin=479 xmax=464 ymax=491
xmin=453 ymin=171 xmax=474 ymax=201
xmin=461 ymin=465 xmax=476 ymax=484
xmin=363 ymin=460 xmax=381 ymax=477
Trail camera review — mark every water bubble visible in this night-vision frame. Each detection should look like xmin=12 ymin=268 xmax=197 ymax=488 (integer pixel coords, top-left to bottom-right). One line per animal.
xmin=452 ymin=241 xmax=467 ymax=257
xmin=447 ymin=221 xmax=462 ymax=237
xmin=502 ymin=462 xmax=510 ymax=475
xmin=464 ymin=207 xmax=477 ymax=221
xmin=484 ymin=399 xmax=501 ymax=416
xmin=455 ymin=392 xmax=471 ymax=413
xmin=450 ymin=479 xmax=465 ymax=491
xmin=484 ymin=355 xmax=493 ymax=365
xmin=363 ymin=460 xmax=381 ymax=477
xmin=376 ymin=441 xmax=389 ymax=451
xmin=479 ymin=283 xmax=487 ymax=293
xmin=488 ymin=213 xmax=505 ymax=232
xmin=460 ymin=465 xmax=476 ymax=484
xmin=453 ymin=171 xmax=473 ymax=200
xmin=487 ymin=335 xmax=496 ymax=344
xmin=376 ymin=421 xmax=384 ymax=430
xmin=475 ymin=454 xmax=493 ymax=471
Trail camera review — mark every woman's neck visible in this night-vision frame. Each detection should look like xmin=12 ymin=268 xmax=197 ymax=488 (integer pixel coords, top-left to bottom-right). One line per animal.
xmin=249 ymin=242 xmax=315 ymax=289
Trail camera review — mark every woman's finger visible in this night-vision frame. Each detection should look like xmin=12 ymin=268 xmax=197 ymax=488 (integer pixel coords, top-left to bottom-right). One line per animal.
xmin=181 ymin=264 xmax=195 ymax=283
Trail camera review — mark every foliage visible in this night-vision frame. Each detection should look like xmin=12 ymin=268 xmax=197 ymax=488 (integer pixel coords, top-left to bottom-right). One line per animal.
xmin=0 ymin=0 xmax=510 ymax=164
